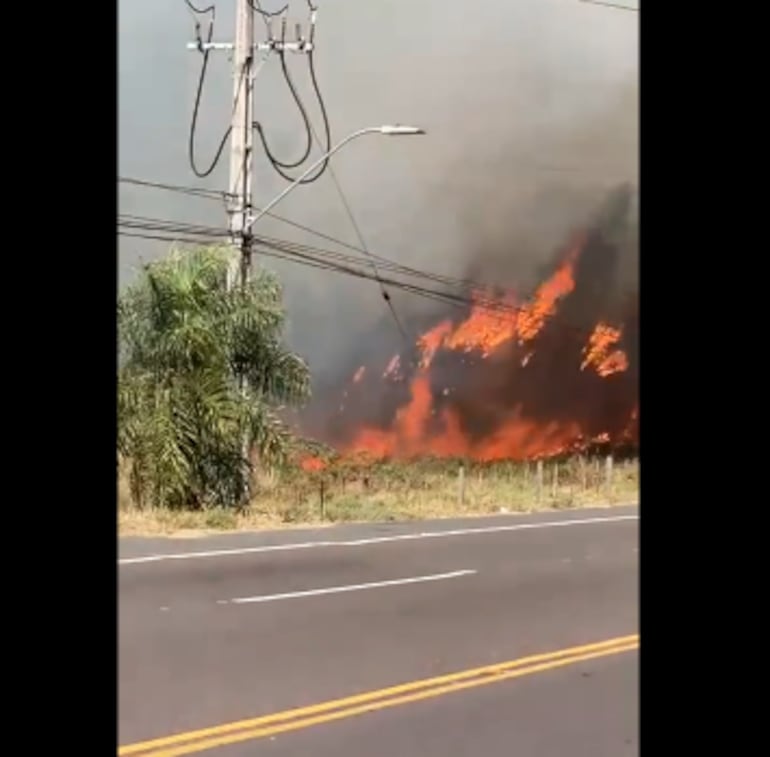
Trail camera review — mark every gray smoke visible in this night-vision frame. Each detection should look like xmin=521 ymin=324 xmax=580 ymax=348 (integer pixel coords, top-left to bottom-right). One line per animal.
xmin=119 ymin=0 xmax=638 ymax=382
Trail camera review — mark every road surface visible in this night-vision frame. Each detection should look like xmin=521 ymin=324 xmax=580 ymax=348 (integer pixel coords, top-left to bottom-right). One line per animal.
xmin=119 ymin=505 xmax=639 ymax=756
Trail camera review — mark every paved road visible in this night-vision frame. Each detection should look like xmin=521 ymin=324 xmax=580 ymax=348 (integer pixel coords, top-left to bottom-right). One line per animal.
xmin=119 ymin=505 xmax=639 ymax=756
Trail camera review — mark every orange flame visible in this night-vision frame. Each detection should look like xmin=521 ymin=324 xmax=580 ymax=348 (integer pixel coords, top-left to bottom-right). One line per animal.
xmin=517 ymin=254 xmax=578 ymax=343
xmin=444 ymin=290 xmax=518 ymax=357
xmin=331 ymin=232 xmax=636 ymax=463
xmin=343 ymin=250 xmax=589 ymax=460
xmin=300 ymin=456 xmax=326 ymax=472
xmin=418 ymin=320 xmax=453 ymax=368
xmin=581 ymin=323 xmax=629 ymax=377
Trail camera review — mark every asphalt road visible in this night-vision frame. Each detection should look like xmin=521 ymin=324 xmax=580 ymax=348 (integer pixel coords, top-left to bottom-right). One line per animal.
xmin=119 ymin=505 xmax=639 ymax=756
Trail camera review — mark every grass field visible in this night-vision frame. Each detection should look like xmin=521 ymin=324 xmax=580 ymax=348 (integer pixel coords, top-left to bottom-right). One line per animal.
xmin=118 ymin=454 xmax=639 ymax=536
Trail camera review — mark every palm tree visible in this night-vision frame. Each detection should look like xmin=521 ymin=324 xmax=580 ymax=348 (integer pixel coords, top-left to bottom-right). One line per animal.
xmin=118 ymin=245 xmax=310 ymax=509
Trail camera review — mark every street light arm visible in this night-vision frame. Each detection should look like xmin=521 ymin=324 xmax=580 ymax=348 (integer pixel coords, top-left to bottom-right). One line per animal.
xmin=243 ymin=125 xmax=424 ymax=235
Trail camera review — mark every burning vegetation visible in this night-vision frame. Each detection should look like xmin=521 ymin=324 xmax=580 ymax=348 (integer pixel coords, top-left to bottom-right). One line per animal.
xmin=301 ymin=186 xmax=638 ymax=468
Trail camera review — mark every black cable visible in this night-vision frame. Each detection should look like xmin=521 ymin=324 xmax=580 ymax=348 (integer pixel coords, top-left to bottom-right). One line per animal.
xmin=247 ymin=1 xmax=289 ymax=18
xmin=253 ymin=21 xmax=313 ymax=170
xmin=578 ymin=0 xmax=639 ymax=10
xmin=184 ymin=0 xmax=215 ymax=15
xmin=119 ymin=227 xmax=479 ymax=312
xmin=118 ymin=176 xmax=589 ymax=295
xmin=118 ymin=220 xmax=230 ymax=239
xmin=118 ymin=177 xmax=222 ymax=200
xmin=296 ymin=49 xmax=332 ymax=182
xmin=117 ymin=211 xmax=507 ymax=295
xmin=187 ymin=15 xmax=238 ymax=179
xmin=254 ymin=11 xmax=332 ymax=185
xmin=118 ymin=219 xmax=488 ymax=311
xmin=324 ymin=170 xmax=408 ymax=340
xmin=118 ymin=212 xmax=633 ymax=335
xmin=119 ymin=177 xmax=459 ymax=285
xmin=119 ymin=225 xmax=634 ymax=345
xmin=255 ymin=48 xmax=331 ymax=184
xmin=119 ymin=230 xmax=223 ymax=247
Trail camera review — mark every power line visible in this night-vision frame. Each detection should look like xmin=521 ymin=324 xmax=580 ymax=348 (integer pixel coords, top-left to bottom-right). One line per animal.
xmin=253 ymin=4 xmax=332 ymax=185
xmin=118 ymin=176 xmax=223 ymax=199
xmin=117 ymin=210 xmax=555 ymax=297
xmin=321 ymin=167 xmax=409 ymax=340
xmin=119 ymin=207 xmax=591 ymax=302
xmin=118 ymin=225 xmax=492 ymax=314
xmin=578 ymin=0 xmax=639 ymax=11
xmin=117 ymin=216 xmax=490 ymax=301
xmin=184 ymin=0 xmax=215 ymax=15
xmin=118 ymin=218 xmax=636 ymax=346
xmin=117 ymin=177 xmax=469 ymax=290
xmin=301 ymin=112 xmax=408 ymax=339
xmin=247 ymin=1 xmax=288 ymax=17
xmin=253 ymin=18 xmax=314 ymax=171
xmin=187 ymin=12 xmax=238 ymax=178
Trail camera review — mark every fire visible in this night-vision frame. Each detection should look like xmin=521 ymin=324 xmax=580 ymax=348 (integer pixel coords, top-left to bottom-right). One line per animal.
xmin=307 ymin=223 xmax=637 ymax=464
xmin=383 ymin=354 xmax=401 ymax=379
xmin=444 ymin=290 xmax=518 ymax=357
xmin=517 ymin=252 xmax=578 ymax=343
xmin=581 ymin=323 xmax=629 ymax=377
xmin=300 ymin=455 xmax=327 ymax=472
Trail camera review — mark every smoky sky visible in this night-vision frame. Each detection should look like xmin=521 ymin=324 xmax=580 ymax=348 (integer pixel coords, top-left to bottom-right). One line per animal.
xmin=118 ymin=0 xmax=638 ymax=379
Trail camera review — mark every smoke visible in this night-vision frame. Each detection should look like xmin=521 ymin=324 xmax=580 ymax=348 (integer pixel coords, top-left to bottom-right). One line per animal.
xmin=119 ymin=0 xmax=638 ymax=384
xmin=302 ymin=182 xmax=639 ymax=456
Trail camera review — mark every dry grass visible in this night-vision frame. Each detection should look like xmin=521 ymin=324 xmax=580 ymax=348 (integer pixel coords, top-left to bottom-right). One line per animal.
xmin=118 ymin=456 xmax=639 ymax=537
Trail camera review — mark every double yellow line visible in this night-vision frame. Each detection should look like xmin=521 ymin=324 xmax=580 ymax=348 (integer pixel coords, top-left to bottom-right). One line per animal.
xmin=120 ymin=633 xmax=638 ymax=757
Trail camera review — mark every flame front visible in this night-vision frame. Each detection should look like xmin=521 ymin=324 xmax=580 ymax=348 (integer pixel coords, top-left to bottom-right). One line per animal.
xmin=581 ymin=323 xmax=629 ymax=377
xmin=311 ymin=228 xmax=637 ymax=463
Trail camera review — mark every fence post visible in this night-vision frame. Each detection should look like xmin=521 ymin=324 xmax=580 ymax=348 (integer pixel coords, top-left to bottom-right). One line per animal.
xmin=458 ymin=465 xmax=466 ymax=507
xmin=536 ymin=460 xmax=544 ymax=502
xmin=552 ymin=462 xmax=559 ymax=497
xmin=605 ymin=455 xmax=613 ymax=494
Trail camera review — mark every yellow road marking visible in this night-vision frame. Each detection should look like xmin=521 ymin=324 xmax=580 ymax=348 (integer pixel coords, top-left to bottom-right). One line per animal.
xmin=121 ymin=634 xmax=638 ymax=757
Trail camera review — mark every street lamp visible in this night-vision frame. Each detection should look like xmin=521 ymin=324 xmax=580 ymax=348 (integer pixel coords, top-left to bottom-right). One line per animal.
xmin=243 ymin=124 xmax=426 ymax=235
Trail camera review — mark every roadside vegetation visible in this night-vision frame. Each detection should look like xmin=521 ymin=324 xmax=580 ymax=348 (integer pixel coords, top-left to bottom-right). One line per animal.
xmin=118 ymin=245 xmax=638 ymax=536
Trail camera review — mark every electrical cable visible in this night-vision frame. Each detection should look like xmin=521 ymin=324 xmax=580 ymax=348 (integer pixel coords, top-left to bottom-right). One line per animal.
xmin=119 ymin=227 xmax=480 ymax=312
xmin=321 ymin=167 xmax=408 ymax=340
xmin=118 ymin=217 xmax=491 ymax=308
xmin=118 ymin=175 xmax=617 ymax=290
xmin=118 ymin=211 xmax=511 ymax=293
xmin=117 ymin=216 xmax=452 ymax=291
xmin=187 ymin=13 xmax=247 ymax=179
xmin=253 ymin=5 xmax=332 ymax=185
xmin=119 ymin=224 xmax=635 ymax=346
xmin=118 ymin=209 xmax=636 ymax=339
xmin=118 ymin=176 xmax=222 ymax=200
xmin=253 ymin=18 xmax=313 ymax=170
xmin=247 ymin=1 xmax=289 ymax=17
xmin=184 ymin=0 xmax=215 ymax=15
xmin=578 ymin=0 xmax=639 ymax=10
xmin=118 ymin=219 xmax=529 ymax=320
xmin=301 ymin=102 xmax=406 ymax=337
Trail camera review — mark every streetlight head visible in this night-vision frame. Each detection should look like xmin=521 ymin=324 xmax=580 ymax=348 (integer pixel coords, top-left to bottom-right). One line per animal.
xmin=378 ymin=125 xmax=426 ymax=135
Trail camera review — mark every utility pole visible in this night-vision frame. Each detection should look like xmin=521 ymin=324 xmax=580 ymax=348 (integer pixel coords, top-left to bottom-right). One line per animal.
xmin=228 ymin=0 xmax=255 ymax=504
xmin=186 ymin=4 xmax=316 ymax=288
xmin=228 ymin=0 xmax=255 ymax=291
xmin=186 ymin=2 xmax=315 ymax=503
